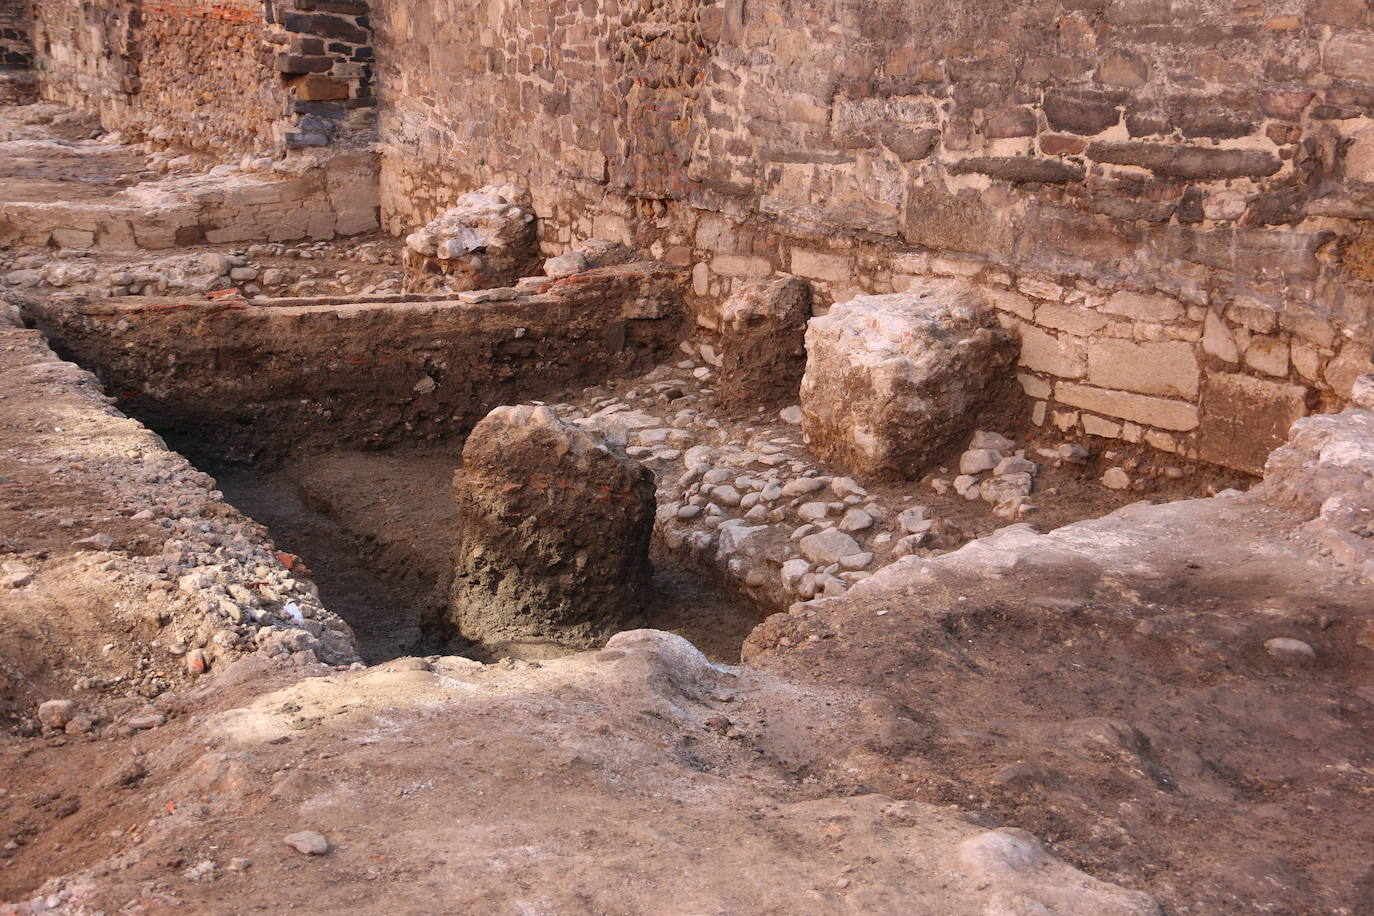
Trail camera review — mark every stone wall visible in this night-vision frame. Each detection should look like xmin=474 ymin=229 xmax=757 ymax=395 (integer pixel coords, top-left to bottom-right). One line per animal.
xmin=372 ymin=0 xmax=1374 ymax=474
xmin=29 ymin=0 xmax=376 ymax=152
xmin=0 ymin=0 xmax=35 ymax=103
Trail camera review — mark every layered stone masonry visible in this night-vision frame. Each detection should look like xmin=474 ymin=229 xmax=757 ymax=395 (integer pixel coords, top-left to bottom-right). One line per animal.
xmin=371 ymin=0 xmax=1374 ymax=475
xmin=266 ymin=0 xmax=377 ymax=148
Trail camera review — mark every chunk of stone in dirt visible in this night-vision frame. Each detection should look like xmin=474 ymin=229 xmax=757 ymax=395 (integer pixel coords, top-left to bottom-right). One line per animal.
xmin=284 ymin=831 xmax=329 ymax=856
xmin=1352 ymin=374 xmax=1374 ymax=410
xmin=960 ymin=449 xmax=1001 ymax=475
xmin=969 ymin=430 xmax=1016 ymax=451
xmin=800 ymin=280 xmax=1019 ymax=478
xmin=127 ymin=712 xmax=166 ymax=730
xmin=450 ymin=405 xmax=656 ymax=649
xmin=1102 ymin=467 xmax=1132 ymax=490
xmin=543 ymin=250 xmax=588 ymax=278
xmin=1 ymin=561 xmax=33 ymax=588
xmin=799 ymin=528 xmax=862 ymax=565
xmin=1265 ymin=637 xmax=1316 ymax=662
xmin=779 ymin=405 xmax=803 ymax=425
xmin=711 ymin=276 xmax=814 ymax=406
xmin=572 ymin=237 xmax=635 ymax=268
xmin=403 ymin=184 xmax=538 ymax=289
xmin=995 ymin=456 xmax=1038 ymax=476
xmin=37 ymin=699 xmax=76 ymax=729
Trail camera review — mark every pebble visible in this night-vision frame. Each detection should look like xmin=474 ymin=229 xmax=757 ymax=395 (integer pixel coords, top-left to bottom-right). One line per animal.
xmin=1102 ymin=467 xmax=1131 ymax=490
xmin=677 ymin=504 xmax=702 ymax=520
xmin=37 ymin=699 xmax=76 ymax=730
xmin=1264 ymin=637 xmax=1316 ymax=662
xmin=781 ymin=478 xmax=826 ymax=498
xmin=830 ymin=477 xmax=867 ymax=499
xmin=839 ymin=509 xmax=873 ymax=532
xmin=797 ymin=502 xmax=831 ymax=522
xmin=712 ymin=485 xmax=742 ymax=507
xmin=799 ymin=529 xmax=862 ymax=565
xmin=284 ymin=831 xmax=330 ymax=855
xmin=960 ymin=449 xmax=1001 ymax=475
xmin=127 ymin=713 xmax=167 ymax=730
xmin=779 ymin=405 xmax=803 ymax=425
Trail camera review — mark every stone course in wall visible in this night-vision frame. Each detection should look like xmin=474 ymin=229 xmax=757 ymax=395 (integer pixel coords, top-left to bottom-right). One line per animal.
xmin=371 ymin=0 xmax=1374 ymax=475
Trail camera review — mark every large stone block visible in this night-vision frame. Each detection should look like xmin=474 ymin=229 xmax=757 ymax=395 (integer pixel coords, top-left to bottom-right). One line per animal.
xmin=450 ymin=406 xmax=656 ymax=650
xmin=1088 ymin=339 xmax=1200 ymax=398
xmin=800 ymin=281 xmax=1019 ymax=479
xmin=1199 ymin=373 xmax=1309 ymax=474
xmin=714 ymin=275 xmax=814 ymax=406
xmin=1055 ymin=382 xmax=1200 ymax=431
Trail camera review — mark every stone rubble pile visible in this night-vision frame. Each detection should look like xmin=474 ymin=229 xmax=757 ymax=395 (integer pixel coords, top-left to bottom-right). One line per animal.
xmin=924 ymin=430 xmax=1044 ymax=521
xmin=799 ymin=280 xmax=1019 ymax=479
xmin=403 ymin=184 xmax=538 ymax=290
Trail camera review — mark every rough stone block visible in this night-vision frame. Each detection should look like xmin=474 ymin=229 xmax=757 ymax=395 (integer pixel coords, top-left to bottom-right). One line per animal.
xmin=800 ymin=281 xmax=1019 ymax=479
xmin=404 ymin=185 xmax=539 ymax=290
xmin=714 ymin=276 xmax=813 ymax=407
xmin=1018 ymin=323 xmax=1087 ymax=379
xmin=1056 ymin=382 xmax=1200 ymax=431
xmin=1087 ymin=339 xmax=1200 ymax=398
xmin=1100 ymin=291 xmax=1183 ymax=322
xmin=450 ymin=405 xmax=656 ymax=649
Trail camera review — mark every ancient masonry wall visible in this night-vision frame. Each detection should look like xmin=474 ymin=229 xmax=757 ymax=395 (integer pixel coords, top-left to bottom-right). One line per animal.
xmin=28 ymin=0 xmax=376 ymax=151
xmin=373 ymin=0 xmax=1374 ymax=474
xmin=0 ymin=0 xmax=35 ymax=103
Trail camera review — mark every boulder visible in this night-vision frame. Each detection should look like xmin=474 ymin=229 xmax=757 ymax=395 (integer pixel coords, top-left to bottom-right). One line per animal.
xmin=712 ymin=276 xmax=813 ymax=406
xmin=403 ymin=184 xmax=539 ymax=290
xmin=800 ymin=281 xmax=1019 ymax=478
xmin=450 ymin=405 xmax=656 ymax=649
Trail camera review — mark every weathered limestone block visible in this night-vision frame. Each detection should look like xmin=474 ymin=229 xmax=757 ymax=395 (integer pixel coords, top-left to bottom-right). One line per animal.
xmin=450 ymin=405 xmax=656 ymax=649
xmin=800 ymin=281 xmax=1019 ymax=479
xmin=404 ymin=185 xmax=538 ymax=290
xmin=714 ymin=275 xmax=813 ymax=406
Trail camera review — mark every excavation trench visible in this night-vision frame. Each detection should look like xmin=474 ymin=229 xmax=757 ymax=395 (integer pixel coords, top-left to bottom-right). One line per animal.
xmin=19 ymin=274 xmax=776 ymax=664
xmin=212 ymin=447 xmax=761 ymax=664
xmin=18 ymin=273 xmax=1253 ymax=665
